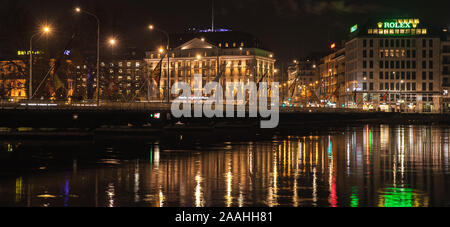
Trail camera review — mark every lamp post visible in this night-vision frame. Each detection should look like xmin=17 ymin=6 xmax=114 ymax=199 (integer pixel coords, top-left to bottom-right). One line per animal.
xmin=29 ymin=26 xmax=51 ymax=100
xmin=149 ymin=24 xmax=170 ymax=103
xmin=76 ymin=7 xmax=101 ymax=106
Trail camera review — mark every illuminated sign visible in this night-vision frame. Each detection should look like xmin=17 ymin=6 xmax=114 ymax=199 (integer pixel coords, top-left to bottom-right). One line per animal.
xmin=350 ymin=24 xmax=358 ymax=33
xmin=368 ymin=18 xmax=426 ymax=36
xmin=17 ymin=51 xmax=43 ymax=56
xmin=331 ymin=43 xmax=336 ymax=49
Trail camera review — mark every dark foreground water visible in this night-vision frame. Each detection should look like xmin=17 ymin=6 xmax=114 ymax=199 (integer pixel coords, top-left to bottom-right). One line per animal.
xmin=1 ymin=124 xmax=450 ymax=207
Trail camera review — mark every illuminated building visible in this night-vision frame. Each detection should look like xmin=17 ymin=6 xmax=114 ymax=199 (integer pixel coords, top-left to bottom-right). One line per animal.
xmin=318 ymin=48 xmax=346 ymax=107
xmin=287 ymin=59 xmax=320 ymax=106
xmin=0 ymin=60 xmax=28 ymax=101
xmin=440 ymin=30 xmax=450 ymax=112
xmin=73 ymin=53 xmax=147 ymax=101
xmin=342 ymin=18 xmax=442 ymax=112
xmin=144 ymin=31 xmax=276 ymax=100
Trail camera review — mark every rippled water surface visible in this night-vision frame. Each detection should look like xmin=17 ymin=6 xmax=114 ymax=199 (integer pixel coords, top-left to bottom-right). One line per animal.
xmin=1 ymin=124 xmax=450 ymax=207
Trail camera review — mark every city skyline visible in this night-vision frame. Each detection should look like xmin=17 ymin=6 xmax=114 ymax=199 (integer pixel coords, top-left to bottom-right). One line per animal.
xmin=1 ymin=0 xmax=450 ymax=61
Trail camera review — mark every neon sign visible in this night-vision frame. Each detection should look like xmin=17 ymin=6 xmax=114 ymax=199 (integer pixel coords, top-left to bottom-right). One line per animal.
xmin=383 ymin=22 xmax=412 ymax=29
xmin=350 ymin=24 xmax=358 ymax=33
xmin=17 ymin=51 xmax=43 ymax=56
xmin=368 ymin=18 xmax=426 ymax=36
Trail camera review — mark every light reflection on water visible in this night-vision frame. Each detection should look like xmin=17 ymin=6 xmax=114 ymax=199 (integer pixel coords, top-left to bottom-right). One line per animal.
xmin=1 ymin=124 xmax=450 ymax=207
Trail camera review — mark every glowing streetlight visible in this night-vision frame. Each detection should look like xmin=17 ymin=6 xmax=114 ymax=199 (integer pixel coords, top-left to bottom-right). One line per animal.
xmin=29 ymin=25 xmax=52 ymax=100
xmin=196 ymin=54 xmax=202 ymax=60
xmin=109 ymin=38 xmax=116 ymax=46
xmin=148 ymin=24 xmax=171 ymax=103
xmin=75 ymin=6 xmax=101 ymax=106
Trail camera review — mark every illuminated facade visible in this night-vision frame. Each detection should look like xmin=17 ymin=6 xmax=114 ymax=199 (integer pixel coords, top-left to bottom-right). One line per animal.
xmin=287 ymin=60 xmax=320 ymax=106
xmin=144 ymin=32 xmax=275 ymax=101
xmin=0 ymin=60 xmax=27 ymax=101
xmin=343 ymin=18 xmax=442 ymax=112
xmin=73 ymin=58 xmax=147 ymax=101
xmin=441 ymin=32 xmax=450 ymax=112
xmin=319 ymin=48 xmax=346 ymax=107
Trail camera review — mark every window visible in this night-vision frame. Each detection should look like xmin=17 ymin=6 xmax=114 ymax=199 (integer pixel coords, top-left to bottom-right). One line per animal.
xmin=380 ymin=83 xmax=384 ymax=90
xmin=422 ymin=83 xmax=427 ymax=91
xmin=370 ymin=83 xmax=374 ymax=91
xmin=370 ymin=61 xmax=374 ymax=69
xmin=370 ymin=50 xmax=374 ymax=58
xmin=429 ymin=83 xmax=434 ymax=91
xmin=422 ymin=61 xmax=427 ymax=69
xmin=363 ymin=61 xmax=367 ymax=68
xmin=429 ymin=39 xmax=433 ymax=47
xmin=429 ymin=61 xmax=433 ymax=69
xmin=423 ymin=72 xmax=427 ymax=80
xmin=412 ymin=83 xmax=416 ymax=91
xmin=363 ymin=39 xmax=367 ymax=47
xmin=370 ymin=72 xmax=374 ymax=79
xmin=363 ymin=83 xmax=367 ymax=91
xmin=363 ymin=50 xmax=367 ymax=58
xmin=370 ymin=39 xmax=373 ymax=47
xmin=429 ymin=72 xmax=434 ymax=80
xmin=380 ymin=72 xmax=384 ymax=79
xmin=412 ymin=72 xmax=416 ymax=80
xmin=423 ymin=39 xmax=427 ymax=48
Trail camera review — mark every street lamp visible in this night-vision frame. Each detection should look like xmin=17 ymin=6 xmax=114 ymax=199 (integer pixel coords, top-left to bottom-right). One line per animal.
xmin=29 ymin=25 xmax=51 ymax=100
xmin=75 ymin=7 xmax=101 ymax=106
xmin=149 ymin=24 xmax=171 ymax=103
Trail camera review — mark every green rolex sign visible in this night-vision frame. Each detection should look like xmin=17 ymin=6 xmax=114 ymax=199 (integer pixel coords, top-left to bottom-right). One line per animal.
xmin=384 ymin=22 xmax=412 ymax=29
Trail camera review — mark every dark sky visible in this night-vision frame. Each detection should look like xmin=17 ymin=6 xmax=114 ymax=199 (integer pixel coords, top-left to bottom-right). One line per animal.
xmin=1 ymin=0 xmax=450 ymax=61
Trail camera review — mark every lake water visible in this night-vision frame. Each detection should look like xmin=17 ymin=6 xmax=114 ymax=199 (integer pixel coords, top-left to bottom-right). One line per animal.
xmin=0 ymin=124 xmax=449 ymax=207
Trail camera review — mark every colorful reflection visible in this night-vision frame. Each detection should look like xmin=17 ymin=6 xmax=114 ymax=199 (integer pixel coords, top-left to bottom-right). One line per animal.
xmin=0 ymin=125 xmax=449 ymax=207
xmin=378 ymin=188 xmax=429 ymax=207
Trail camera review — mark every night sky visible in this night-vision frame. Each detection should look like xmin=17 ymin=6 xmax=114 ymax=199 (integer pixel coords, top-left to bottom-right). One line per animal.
xmin=1 ymin=0 xmax=450 ymax=61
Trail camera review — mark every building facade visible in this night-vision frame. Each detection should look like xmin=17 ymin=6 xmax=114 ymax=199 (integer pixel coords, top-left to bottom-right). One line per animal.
xmin=145 ymin=32 xmax=275 ymax=101
xmin=441 ymin=32 xmax=450 ymax=112
xmin=73 ymin=58 xmax=147 ymax=102
xmin=287 ymin=60 xmax=319 ymax=106
xmin=319 ymin=48 xmax=346 ymax=107
xmin=342 ymin=18 xmax=442 ymax=113
xmin=0 ymin=60 xmax=27 ymax=101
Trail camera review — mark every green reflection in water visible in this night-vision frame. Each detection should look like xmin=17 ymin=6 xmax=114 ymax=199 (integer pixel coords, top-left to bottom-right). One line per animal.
xmin=350 ymin=187 xmax=359 ymax=207
xmin=379 ymin=188 xmax=427 ymax=207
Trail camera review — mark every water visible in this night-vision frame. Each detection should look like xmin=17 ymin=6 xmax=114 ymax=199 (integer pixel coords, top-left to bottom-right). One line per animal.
xmin=1 ymin=124 xmax=450 ymax=207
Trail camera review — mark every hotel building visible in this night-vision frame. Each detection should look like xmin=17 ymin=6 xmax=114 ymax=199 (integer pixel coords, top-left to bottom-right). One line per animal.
xmin=144 ymin=31 xmax=276 ymax=101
